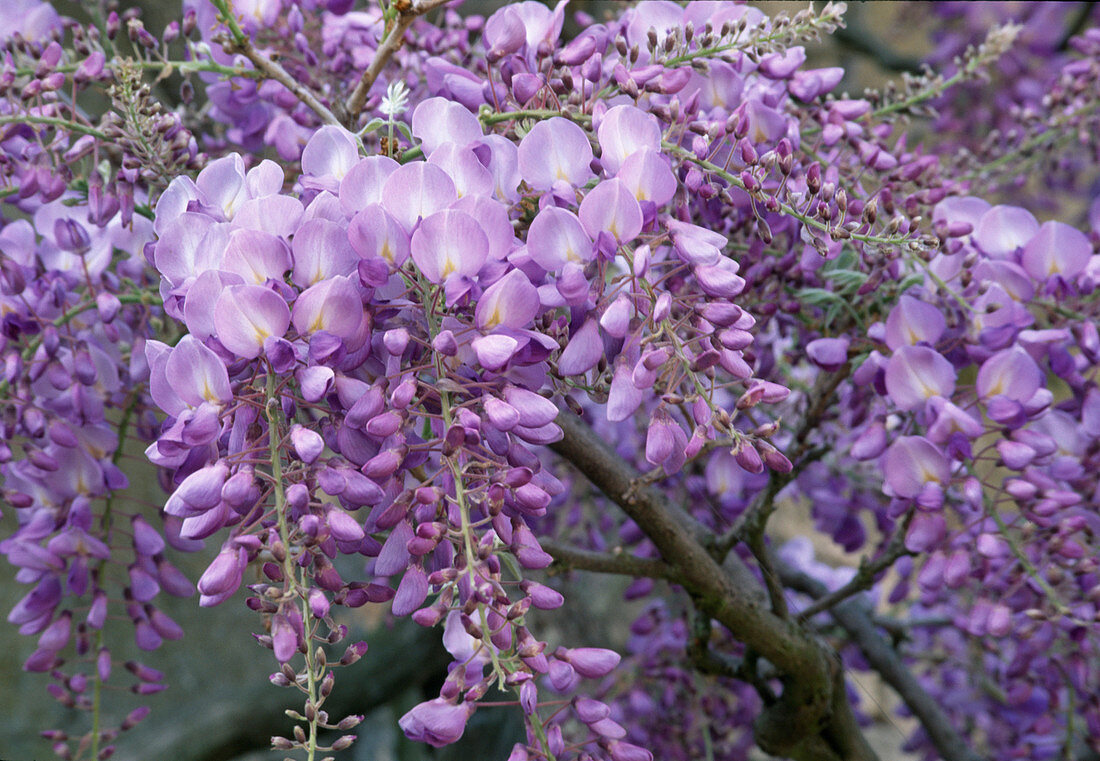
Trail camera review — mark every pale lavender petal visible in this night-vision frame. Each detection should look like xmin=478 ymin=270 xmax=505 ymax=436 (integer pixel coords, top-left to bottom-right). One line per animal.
xmin=291 ymin=275 xmax=363 ymax=340
xmin=597 ymin=104 xmax=661 ymax=174
xmin=931 ymin=195 xmax=990 ymax=230
xmin=339 ymin=155 xmax=399 ymax=216
xmin=153 ymin=213 xmax=229 ymax=286
xmin=146 ymin=340 xmax=186 ymax=416
xmin=606 ymin=361 xmax=642 ymax=422
xmin=883 ymin=436 xmax=948 ymax=499
xmin=565 ymin=647 xmax=620 ymax=678
xmin=973 ymin=205 xmax=1039 ymax=260
xmin=926 ymin=400 xmax=985 ymax=443
xmin=1021 ymin=220 xmax=1091 ymax=280
xmin=410 ymin=209 xmax=488 ymax=283
xmin=517 ymin=118 xmax=594 ymax=190
xmin=694 ymin=260 xmax=745 ymax=298
xmin=349 ymin=204 xmax=410 ymax=265
xmin=244 ymin=159 xmax=283 ymax=198
xmin=476 ymin=269 xmax=538 ymax=330
xmin=411 ymin=97 xmax=483 ymax=156
xmin=301 ymin=124 xmax=359 ymax=185
xmin=884 ymin=295 xmax=946 ymax=351
xmin=976 ymin=346 xmax=1042 ymax=402
xmin=618 ymin=149 xmax=676 ymax=205
xmin=602 ymin=298 xmax=635 ymax=339
xmin=454 ymin=194 xmax=514 ymax=260
xmin=526 ymin=207 xmax=592 ymax=271
xmin=884 ymin=346 xmax=955 ymax=411
xmin=195 ymin=154 xmax=247 ymax=220
xmin=184 ymin=270 xmax=245 ymax=342
xmin=557 ymin=318 xmax=602 ymax=376
xmin=578 ymin=179 xmax=643 ymax=243
xmin=382 ymin=162 xmax=457 ymax=232
xmin=483 ymin=4 xmax=526 ymax=59
xmin=222 ymin=228 xmax=291 ymax=284
xmin=472 ymin=333 xmax=520 ymax=370
xmin=398 ymin=698 xmax=473 ymax=748
xmin=476 ymin=134 xmax=521 ymax=202
xmin=504 ymin=386 xmax=558 ymax=427
xmin=514 ymin=0 xmax=566 ymax=50
xmin=428 ymin=143 xmax=493 ymax=199
xmin=214 ymin=285 xmax=291 ymax=359
xmin=165 ymin=335 xmax=232 ymax=408
xmin=745 ymin=99 xmax=788 ymax=143
xmin=291 ymin=218 xmax=359 ymax=288
xmin=667 ymin=219 xmax=725 ymax=266
xmin=232 ymin=195 xmax=304 ymax=238
xmin=153 ymin=176 xmax=199 ymax=235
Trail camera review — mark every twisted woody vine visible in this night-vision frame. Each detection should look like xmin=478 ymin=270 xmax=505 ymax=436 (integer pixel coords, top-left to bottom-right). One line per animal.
xmin=2 ymin=0 xmax=1100 ymax=759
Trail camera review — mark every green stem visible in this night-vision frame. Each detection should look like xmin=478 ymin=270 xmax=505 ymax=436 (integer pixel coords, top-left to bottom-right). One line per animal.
xmin=13 ymin=58 xmax=259 ymax=79
xmin=662 ymin=140 xmax=918 ymax=249
xmin=265 ymin=372 xmax=318 ymax=761
xmin=208 ymin=0 xmax=250 ymax=47
xmin=0 ymin=113 xmax=107 ymax=139
xmin=85 ymin=386 xmax=144 ymax=761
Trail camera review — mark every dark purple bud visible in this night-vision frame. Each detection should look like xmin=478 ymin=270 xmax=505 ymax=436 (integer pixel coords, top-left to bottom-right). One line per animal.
xmin=558 ymin=34 xmax=596 ymax=66
xmin=131 ymin=516 xmax=165 ymax=557
xmin=120 ymin=706 xmax=150 ymax=731
xmin=124 ymin=660 xmax=165 ymax=683
xmin=339 ymin=641 xmax=368 ymax=666
xmin=54 ymin=219 xmax=91 ymax=255
xmin=106 ymin=12 xmax=120 ymax=39
xmin=75 ymin=51 xmax=106 ymax=84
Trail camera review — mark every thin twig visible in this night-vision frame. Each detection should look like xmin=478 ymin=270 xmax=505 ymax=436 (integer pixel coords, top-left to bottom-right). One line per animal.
xmin=209 ymin=0 xmax=341 ymax=127
xmin=345 ymin=0 xmax=450 ymax=121
xmin=795 ymin=512 xmax=914 ymax=622
xmin=712 ymin=364 xmax=850 ymax=561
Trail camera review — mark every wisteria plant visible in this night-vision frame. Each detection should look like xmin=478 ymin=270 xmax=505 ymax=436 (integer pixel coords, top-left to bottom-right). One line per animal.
xmin=3 ymin=1 xmax=1100 ymax=760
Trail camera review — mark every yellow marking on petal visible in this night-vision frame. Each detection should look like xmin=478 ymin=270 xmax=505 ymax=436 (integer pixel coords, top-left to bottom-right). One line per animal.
xmin=203 ymin=379 xmax=219 ymax=403
xmin=440 ymin=257 xmax=456 ymax=279
xmin=483 ymin=306 xmax=503 ymax=329
xmin=920 ymin=465 xmax=941 ymax=484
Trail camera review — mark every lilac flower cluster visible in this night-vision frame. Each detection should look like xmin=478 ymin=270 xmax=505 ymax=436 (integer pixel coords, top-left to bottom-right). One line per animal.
xmin=140 ymin=75 xmax=775 ymax=754
xmin=0 ymin=191 xmax=183 ymax=758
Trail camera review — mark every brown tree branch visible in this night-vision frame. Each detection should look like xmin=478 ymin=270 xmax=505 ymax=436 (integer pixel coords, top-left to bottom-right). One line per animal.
xmin=779 ymin=563 xmax=986 ymax=761
xmin=541 ymin=539 xmax=675 ymax=580
xmin=345 ymin=0 xmax=451 ymax=122
xmin=550 ymin=410 xmax=878 ymax=761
